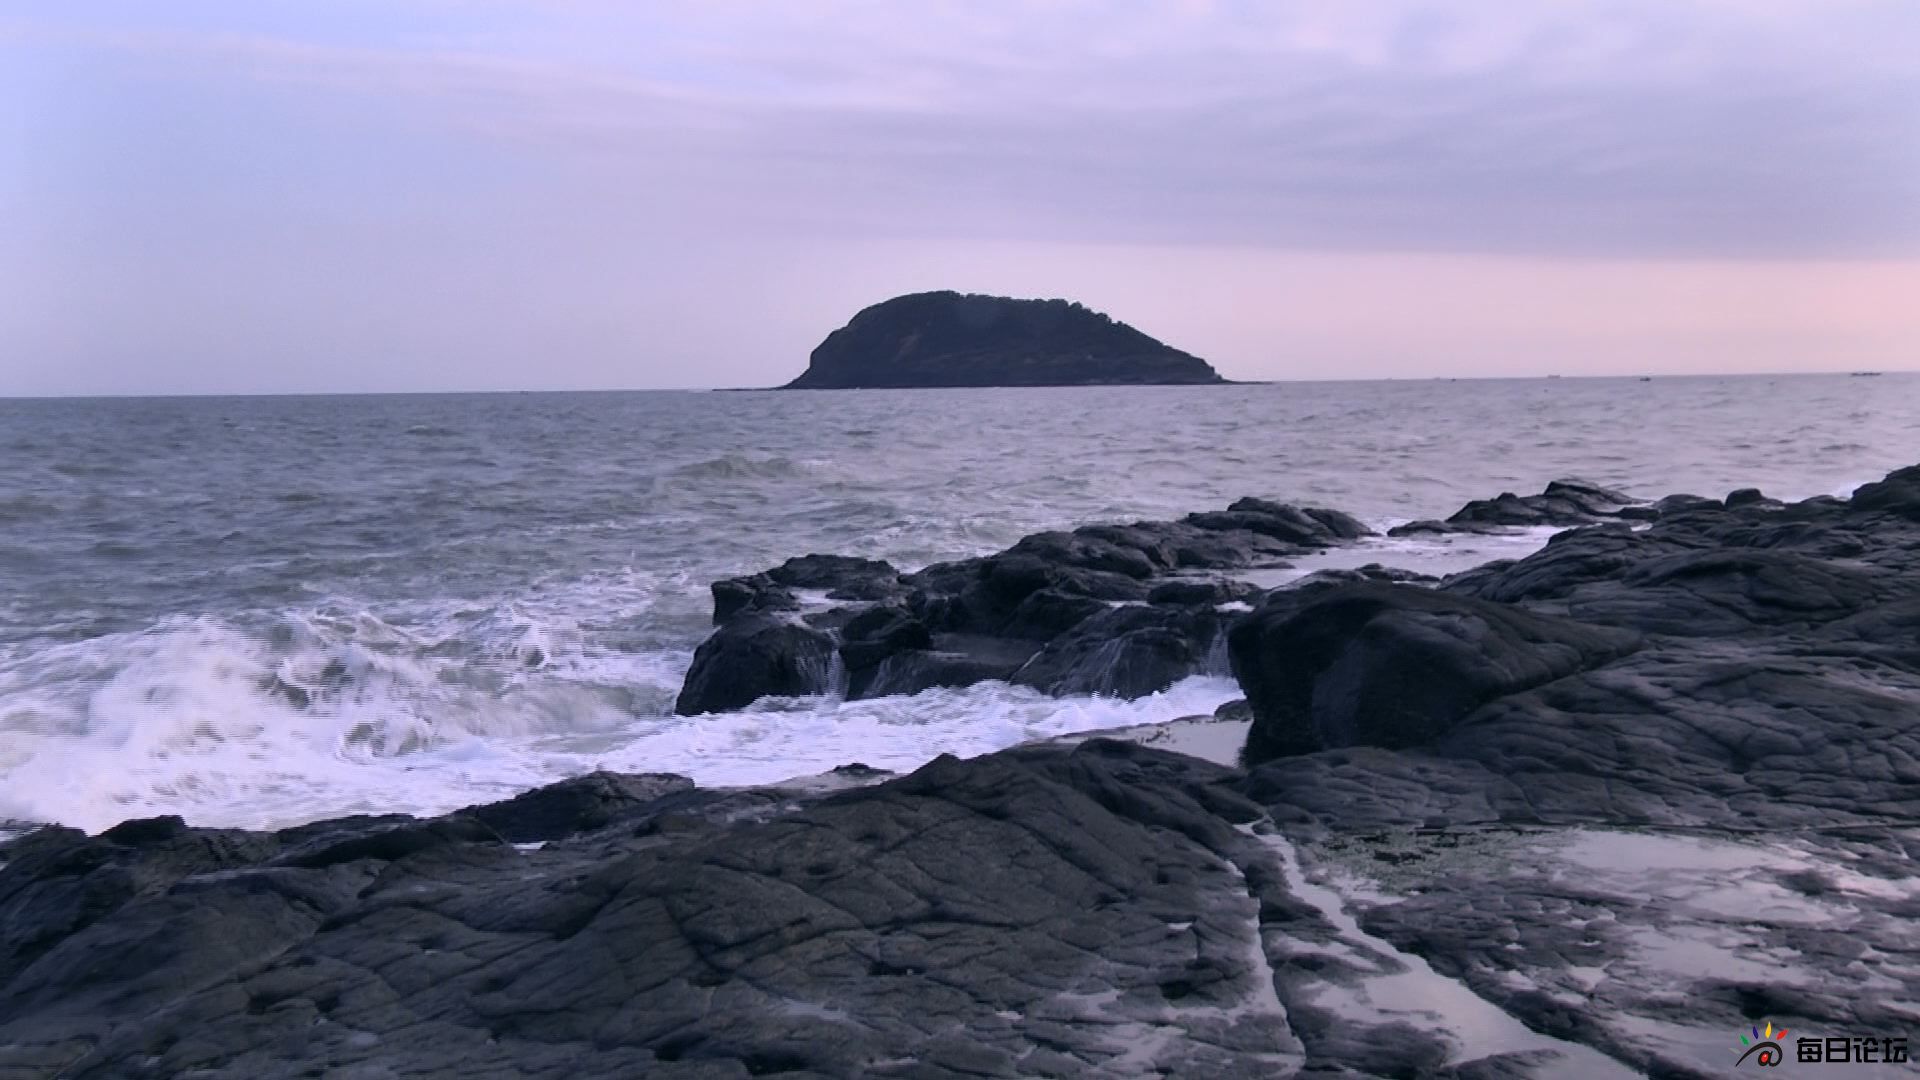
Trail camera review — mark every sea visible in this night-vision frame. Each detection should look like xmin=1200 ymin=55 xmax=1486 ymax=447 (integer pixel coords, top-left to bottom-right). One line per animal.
xmin=3 ymin=373 xmax=1917 ymax=835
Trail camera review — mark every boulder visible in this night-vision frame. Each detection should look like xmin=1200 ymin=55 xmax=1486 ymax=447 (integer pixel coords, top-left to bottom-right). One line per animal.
xmin=1388 ymin=478 xmax=1643 ymax=536
xmin=674 ymin=614 xmax=839 ymax=715
xmin=1232 ymin=582 xmax=1641 ymax=764
xmin=846 ymin=635 xmax=1039 ymax=699
xmin=1011 ymin=604 xmax=1224 ymax=698
xmin=459 ymin=772 xmax=696 ymax=843
xmin=709 ymin=555 xmax=904 ymax=622
xmin=1850 ymin=463 xmax=1920 ymax=518
xmin=1147 ymin=577 xmax=1258 ymax=606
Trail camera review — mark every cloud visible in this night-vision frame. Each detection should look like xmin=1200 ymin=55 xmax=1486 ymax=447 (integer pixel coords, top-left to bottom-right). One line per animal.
xmin=13 ymin=1 xmax=1917 ymax=258
xmin=3 ymin=1 xmax=1918 ymax=394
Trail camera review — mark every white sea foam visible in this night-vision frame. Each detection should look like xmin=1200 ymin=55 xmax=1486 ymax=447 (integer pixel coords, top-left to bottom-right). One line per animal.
xmin=0 ymin=519 xmax=1561 ymax=836
xmin=0 ymin=518 xmax=1561 ymax=836
xmin=0 ymin=599 xmax=1240 ymax=832
xmin=1238 ymin=525 xmax=1563 ymax=589
xmin=5 ymin=379 xmax=1917 ymax=838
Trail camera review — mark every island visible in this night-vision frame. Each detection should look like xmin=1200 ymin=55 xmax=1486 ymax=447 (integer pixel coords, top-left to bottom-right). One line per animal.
xmin=780 ymin=290 xmax=1227 ymax=388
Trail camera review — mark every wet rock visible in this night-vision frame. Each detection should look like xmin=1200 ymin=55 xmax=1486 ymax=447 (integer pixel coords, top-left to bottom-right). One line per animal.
xmin=845 ymin=635 xmax=1038 ymax=699
xmin=709 ymin=554 xmax=905 ymax=622
xmin=1653 ymin=492 xmax=1722 ymax=516
xmin=1724 ymin=486 xmax=1783 ymax=510
xmin=1188 ymin=501 xmax=1363 ymax=546
xmin=1288 ymin=563 xmax=1440 ymax=590
xmin=1147 ymin=577 xmax=1258 ymax=606
xmin=1005 ymin=530 xmax=1161 ymax=579
xmin=1011 ymin=604 xmax=1224 ymax=698
xmin=836 ymin=603 xmax=933 ymax=670
xmin=1233 ymin=582 xmax=1641 ymax=765
xmin=771 ymin=553 xmax=905 ymax=600
xmin=0 ymin=743 xmax=1323 ymax=1080
xmin=1389 ymin=478 xmax=1643 ymax=536
xmin=682 ymin=496 xmax=1376 ymax=712
xmin=1850 ymin=463 xmax=1920 ymax=518
xmin=997 ymin=586 xmax=1112 ymax=640
xmin=460 ymin=772 xmax=696 ymax=843
xmin=674 ymin=614 xmax=839 ymax=714
xmin=708 ymin=573 xmax=796 ymax=623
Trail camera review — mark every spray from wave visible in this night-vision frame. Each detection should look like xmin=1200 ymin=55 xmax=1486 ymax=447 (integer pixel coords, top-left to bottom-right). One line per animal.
xmin=0 ymin=599 xmax=1244 ymax=831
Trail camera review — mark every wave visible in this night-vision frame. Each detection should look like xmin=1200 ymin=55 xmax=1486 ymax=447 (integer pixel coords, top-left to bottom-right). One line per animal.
xmin=0 ymin=495 xmax=64 ymax=525
xmin=0 ymin=604 xmax=689 ymax=834
xmin=665 ymin=454 xmax=819 ymax=481
xmin=0 ymin=600 xmax=1239 ymax=833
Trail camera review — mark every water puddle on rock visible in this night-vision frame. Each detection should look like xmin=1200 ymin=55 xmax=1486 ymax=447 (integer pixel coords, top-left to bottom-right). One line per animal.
xmin=1252 ymin=824 xmax=1643 ymax=1077
xmin=1278 ymin=823 xmax=1920 ymax=1078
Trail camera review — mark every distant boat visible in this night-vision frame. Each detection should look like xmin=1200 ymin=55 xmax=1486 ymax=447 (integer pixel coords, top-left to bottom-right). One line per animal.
xmin=1546 ymin=375 xmax=1563 ymax=379
xmin=1637 ymin=376 xmax=1652 ymax=382
xmin=1852 ymin=371 xmax=1883 ymax=377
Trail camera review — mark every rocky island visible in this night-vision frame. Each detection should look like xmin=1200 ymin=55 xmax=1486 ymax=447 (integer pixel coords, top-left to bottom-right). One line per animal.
xmin=6 ymin=465 xmax=1920 ymax=1077
xmin=780 ymin=291 xmax=1227 ymax=388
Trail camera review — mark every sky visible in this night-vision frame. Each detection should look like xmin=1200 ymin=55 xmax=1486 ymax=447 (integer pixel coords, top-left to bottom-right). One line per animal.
xmin=2 ymin=1 xmax=1918 ymax=394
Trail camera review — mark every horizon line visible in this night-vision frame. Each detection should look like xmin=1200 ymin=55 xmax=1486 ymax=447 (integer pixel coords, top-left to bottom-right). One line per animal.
xmin=1 ymin=368 xmax=1910 ymax=402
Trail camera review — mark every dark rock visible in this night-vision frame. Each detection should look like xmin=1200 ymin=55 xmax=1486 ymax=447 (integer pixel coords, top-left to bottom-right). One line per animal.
xmin=1233 ymin=582 xmax=1641 ymax=764
xmin=1225 ymin=496 xmax=1372 ymax=539
xmin=1011 ymin=604 xmax=1224 ymax=698
xmin=99 ymin=816 xmax=189 ymax=846
xmin=460 ymin=772 xmax=696 ymax=843
xmin=1389 ymin=478 xmax=1645 ymax=536
xmin=675 ymin=614 xmax=839 ymax=715
xmin=1148 ymin=577 xmax=1257 ymax=606
xmin=0 ymin=743 xmax=1330 ymax=1080
xmin=769 ymin=553 xmax=904 ymax=599
xmin=1243 ymin=459 xmax=1920 ymax=835
xmin=709 ymin=573 xmax=796 ymax=623
xmin=1543 ymin=478 xmax=1634 ymax=506
xmin=1850 ymin=463 xmax=1920 ymax=518
xmin=847 ymin=635 xmax=1039 ymax=699
xmin=1568 ymin=548 xmax=1890 ymax=636
xmin=1724 ymin=487 xmax=1783 ymax=510
xmin=1070 ymin=522 xmax=1186 ymax=570
xmin=836 ymin=603 xmax=933 ymax=672
xmin=1288 ymin=563 xmax=1440 ymax=590
xmin=709 ymin=555 xmax=904 ymax=622
xmin=979 ymin=551 xmax=1150 ymax=607
xmin=681 ymin=496 xmax=1370 ymax=712
xmin=781 ymin=291 xmax=1227 ymax=389
xmin=1000 ymin=587 xmax=1111 ymax=640
xmin=1186 ymin=501 xmax=1372 ymax=547
xmin=274 ymin=816 xmax=501 ymax=870
xmin=1007 ymin=530 xmax=1161 ymax=579
xmin=1450 ymin=530 xmax=1900 ymax=637
xmin=1653 ymin=493 xmax=1722 ymax=515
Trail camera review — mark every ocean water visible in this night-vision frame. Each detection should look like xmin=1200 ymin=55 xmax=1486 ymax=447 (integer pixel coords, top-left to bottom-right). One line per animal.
xmin=3 ymin=374 xmax=1917 ymax=833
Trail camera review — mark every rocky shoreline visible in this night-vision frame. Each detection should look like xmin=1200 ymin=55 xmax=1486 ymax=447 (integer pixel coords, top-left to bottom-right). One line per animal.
xmin=5 ymin=466 xmax=1920 ymax=1077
